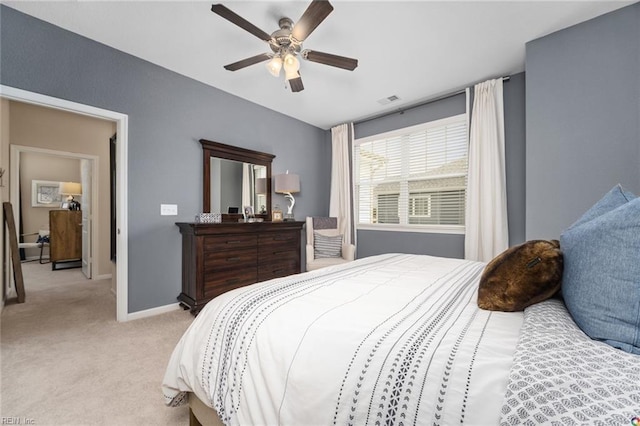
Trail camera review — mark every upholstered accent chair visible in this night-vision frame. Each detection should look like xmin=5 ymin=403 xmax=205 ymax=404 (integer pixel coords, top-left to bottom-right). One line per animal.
xmin=19 ymin=228 xmax=50 ymax=264
xmin=306 ymin=217 xmax=355 ymax=271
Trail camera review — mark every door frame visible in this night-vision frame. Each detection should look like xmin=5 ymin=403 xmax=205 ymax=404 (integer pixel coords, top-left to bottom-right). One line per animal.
xmin=1 ymin=84 xmax=129 ymax=322
xmin=10 ymin=146 xmax=98 ymax=277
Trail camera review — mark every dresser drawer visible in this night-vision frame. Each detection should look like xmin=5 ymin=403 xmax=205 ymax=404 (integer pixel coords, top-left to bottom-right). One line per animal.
xmin=259 ymin=231 xmax=299 ymax=247
xmin=204 ymin=248 xmax=257 ymax=268
xmin=258 ymin=245 xmax=298 ymax=263
xmin=204 ymin=234 xmax=257 ymax=251
xmin=259 ymin=231 xmax=299 ymax=259
xmin=204 ymin=268 xmax=257 ymax=299
xmin=258 ymin=258 xmax=299 ymax=281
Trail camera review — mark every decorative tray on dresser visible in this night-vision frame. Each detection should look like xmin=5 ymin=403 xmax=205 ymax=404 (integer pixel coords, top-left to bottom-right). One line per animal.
xmin=176 ymin=221 xmax=304 ymax=315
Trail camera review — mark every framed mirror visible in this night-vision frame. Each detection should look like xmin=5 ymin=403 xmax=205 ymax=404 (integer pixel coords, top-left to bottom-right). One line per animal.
xmin=201 ymin=139 xmax=275 ymax=221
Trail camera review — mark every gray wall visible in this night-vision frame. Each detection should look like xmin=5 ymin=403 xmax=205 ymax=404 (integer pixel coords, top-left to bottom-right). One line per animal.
xmin=0 ymin=6 xmax=331 ymax=312
xmin=503 ymin=73 xmax=527 ymax=246
xmin=355 ymin=93 xmax=468 ymax=140
xmin=525 ymin=3 xmax=640 ymax=239
xmin=354 ymin=74 xmax=527 ymax=259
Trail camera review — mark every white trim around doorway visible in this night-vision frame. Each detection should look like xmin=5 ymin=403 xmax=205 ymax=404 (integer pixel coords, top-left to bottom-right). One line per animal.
xmin=1 ymin=84 xmax=130 ymax=322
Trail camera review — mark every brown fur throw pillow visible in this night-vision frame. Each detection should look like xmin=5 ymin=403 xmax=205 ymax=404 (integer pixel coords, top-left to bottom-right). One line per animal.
xmin=477 ymin=240 xmax=563 ymax=312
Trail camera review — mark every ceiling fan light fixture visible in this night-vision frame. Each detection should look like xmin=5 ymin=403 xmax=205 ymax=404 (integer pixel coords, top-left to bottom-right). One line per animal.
xmin=266 ymin=56 xmax=283 ymax=77
xmin=283 ymin=53 xmax=300 ymax=73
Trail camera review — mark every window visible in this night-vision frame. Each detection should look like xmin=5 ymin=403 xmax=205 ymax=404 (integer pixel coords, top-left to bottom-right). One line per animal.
xmin=409 ymin=193 xmax=431 ymax=219
xmin=376 ymin=193 xmax=399 ymax=224
xmin=355 ymin=114 xmax=468 ymax=233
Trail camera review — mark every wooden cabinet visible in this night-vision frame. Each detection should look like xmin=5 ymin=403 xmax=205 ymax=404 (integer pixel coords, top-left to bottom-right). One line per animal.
xmin=49 ymin=210 xmax=82 ymax=270
xmin=176 ymin=221 xmax=304 ymax=315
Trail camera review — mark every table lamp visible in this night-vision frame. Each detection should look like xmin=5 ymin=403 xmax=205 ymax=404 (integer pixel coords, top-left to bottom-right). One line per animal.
xmin=274 ymin=171 xmax=300 ymax=221
xmin=59 ymin=182 xmax=82 ymax=211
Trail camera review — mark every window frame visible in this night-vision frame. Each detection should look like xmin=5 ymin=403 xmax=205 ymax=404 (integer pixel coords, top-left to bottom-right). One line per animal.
xmin=354 ymin=113 xmax=468 ymax=235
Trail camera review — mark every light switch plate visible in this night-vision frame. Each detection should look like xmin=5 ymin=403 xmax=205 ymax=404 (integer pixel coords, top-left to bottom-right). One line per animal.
xmin=160 ymin=204 xmax=178 ymax=216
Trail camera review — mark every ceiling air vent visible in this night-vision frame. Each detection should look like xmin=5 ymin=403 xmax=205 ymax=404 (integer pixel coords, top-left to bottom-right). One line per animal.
xmin=377 ymin=95 xmax=400 ymax=105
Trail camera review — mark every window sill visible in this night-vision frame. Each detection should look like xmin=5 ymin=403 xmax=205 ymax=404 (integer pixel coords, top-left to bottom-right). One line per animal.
xmin=356 ymin=224 xmax=465 ymax=235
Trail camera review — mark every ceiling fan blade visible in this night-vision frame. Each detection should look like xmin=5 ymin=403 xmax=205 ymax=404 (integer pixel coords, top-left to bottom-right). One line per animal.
xmin=211 ymin=4 xmax=272 ymax=42
xmin=224 ymin=53 xmax=271 ymax=71
xmin=291 ymin=0 xmax=334 ymax=42
xmin=302 ymin=50 xmax=358 ymax=71
xmin=289 ymin=73 xmax=304 ymax=93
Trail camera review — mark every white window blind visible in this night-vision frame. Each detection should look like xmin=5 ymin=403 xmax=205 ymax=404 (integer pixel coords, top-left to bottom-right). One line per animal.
xmin=355 ymin=114 xmax=468 ymax=233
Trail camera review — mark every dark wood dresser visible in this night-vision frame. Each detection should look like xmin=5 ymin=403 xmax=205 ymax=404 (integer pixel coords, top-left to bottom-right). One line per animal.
xmin=176 ymin=221 xmax=304 ymax=314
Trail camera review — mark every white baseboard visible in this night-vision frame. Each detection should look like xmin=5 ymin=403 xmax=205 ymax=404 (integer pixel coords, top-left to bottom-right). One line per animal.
xmin=126 ymin=302 xmax=183 ymax=321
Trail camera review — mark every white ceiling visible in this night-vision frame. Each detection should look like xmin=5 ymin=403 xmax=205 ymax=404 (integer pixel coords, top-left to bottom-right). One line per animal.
xmin=5 ymin=1 xmax=633 ymax=129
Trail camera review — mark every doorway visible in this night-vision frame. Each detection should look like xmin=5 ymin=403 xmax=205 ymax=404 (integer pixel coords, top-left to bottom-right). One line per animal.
xmin=1 ymin=84 xmax=129 ymax=322
xmin=10 ymin=146 xmax=97 ymax=278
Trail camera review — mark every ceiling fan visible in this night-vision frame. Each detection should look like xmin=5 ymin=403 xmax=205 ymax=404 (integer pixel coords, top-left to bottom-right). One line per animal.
xmin=211 ymin=0 xmax=358 ymax=93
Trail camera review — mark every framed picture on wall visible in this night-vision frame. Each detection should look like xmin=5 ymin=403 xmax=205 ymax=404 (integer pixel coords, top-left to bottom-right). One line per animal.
xmin=31 ymin=180 xmax=62 ymax=208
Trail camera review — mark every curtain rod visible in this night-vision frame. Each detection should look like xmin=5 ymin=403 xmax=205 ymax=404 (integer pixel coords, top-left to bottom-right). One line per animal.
xmin=352 ymin=76 xmax=510 ymax=126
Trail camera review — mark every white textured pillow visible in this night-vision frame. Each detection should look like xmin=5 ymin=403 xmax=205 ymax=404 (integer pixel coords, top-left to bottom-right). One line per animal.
xmin=314 ymin=231 xmax=342 ymax=258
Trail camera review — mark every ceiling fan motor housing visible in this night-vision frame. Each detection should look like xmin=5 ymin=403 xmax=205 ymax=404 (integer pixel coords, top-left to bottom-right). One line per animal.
xmin=270 ymin=17 xmax=302 ymax=55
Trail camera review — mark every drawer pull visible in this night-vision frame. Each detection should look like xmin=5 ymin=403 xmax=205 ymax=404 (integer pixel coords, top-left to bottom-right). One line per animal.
xmin=273 ymin=236 xmax=291 ymax=241
xmin=227 ymin=240 xmax=243 ymax=244
xmin=227 ymin=257 xmax=241 ymax=262
xmin=272 ymin=268 xmax=286 ymax=274
xmin=226 ymin=278 xmax=240 ymax=285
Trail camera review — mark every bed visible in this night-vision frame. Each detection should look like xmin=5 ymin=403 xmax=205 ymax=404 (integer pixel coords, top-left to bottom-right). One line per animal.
xmin=162 ymin=253 xmax=640 ymax=425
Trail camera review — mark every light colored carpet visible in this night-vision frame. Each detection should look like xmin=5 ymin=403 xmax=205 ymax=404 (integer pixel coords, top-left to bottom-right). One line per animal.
xmin=1 ymin=262 xmax=194 ymax=425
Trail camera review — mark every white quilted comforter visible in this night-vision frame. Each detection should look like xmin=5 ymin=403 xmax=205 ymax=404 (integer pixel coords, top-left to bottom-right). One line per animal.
xmin=163 ymin=253 xmax=524 ymax=425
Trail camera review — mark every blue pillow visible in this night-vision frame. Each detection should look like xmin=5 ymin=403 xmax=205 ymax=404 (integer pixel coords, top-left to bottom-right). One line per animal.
xmin=560 ymin=184 xmax=640 ymax=354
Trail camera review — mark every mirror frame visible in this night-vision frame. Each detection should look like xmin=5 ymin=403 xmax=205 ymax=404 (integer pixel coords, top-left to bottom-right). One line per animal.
xmin=201 ymin=139 xmax=275 ymax=221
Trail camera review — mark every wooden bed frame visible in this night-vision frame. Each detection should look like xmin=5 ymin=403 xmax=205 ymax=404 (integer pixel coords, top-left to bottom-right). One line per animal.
xmin=188 ymin=393 xmax=224 ymax=426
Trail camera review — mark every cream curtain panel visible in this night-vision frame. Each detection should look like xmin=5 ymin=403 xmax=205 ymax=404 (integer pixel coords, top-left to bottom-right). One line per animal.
xmin=330 ymin=123 xmax=355 ymax=248
xmin=465 ymin=79 xmax=508 ymax=262
xmin=242 ymin=163 xmax=251 ymax=209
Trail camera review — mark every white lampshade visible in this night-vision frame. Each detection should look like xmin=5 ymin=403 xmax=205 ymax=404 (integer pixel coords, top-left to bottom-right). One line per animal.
xmin=274 ymin=172 xmax=300 ymax=194
xmin=265 ymin=56 xmax=282 ymax=77
xmin=283 ymin=53 xmax=300 ymax=75
xmin=59 ymin=181 xmax=82 ymax=195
